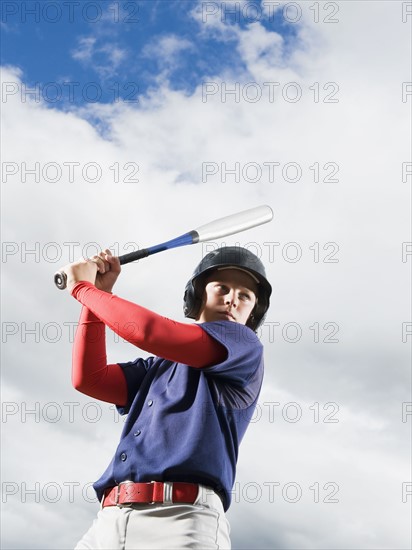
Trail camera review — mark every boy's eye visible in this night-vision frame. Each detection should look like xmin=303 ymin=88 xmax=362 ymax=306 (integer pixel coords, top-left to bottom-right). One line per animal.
xmin=216 ymin=284 xmax=228 ymax=293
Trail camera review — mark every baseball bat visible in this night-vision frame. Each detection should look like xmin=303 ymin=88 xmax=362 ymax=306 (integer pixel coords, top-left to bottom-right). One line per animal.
xmin=54 ymin=204 xmax=273 ymax=290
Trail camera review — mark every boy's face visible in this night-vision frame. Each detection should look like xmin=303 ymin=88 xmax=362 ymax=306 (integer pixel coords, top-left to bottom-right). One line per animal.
xmin=196 ymin=268 xmax=258 ymax=325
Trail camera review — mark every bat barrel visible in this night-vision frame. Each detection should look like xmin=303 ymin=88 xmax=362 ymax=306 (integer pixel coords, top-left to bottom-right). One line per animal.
xmin=195 ymin=205 xmax=273 ymax=242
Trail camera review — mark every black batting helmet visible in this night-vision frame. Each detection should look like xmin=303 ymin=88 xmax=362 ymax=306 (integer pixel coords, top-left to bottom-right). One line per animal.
xmin=183 ymin=246 xmax=272 ymax=331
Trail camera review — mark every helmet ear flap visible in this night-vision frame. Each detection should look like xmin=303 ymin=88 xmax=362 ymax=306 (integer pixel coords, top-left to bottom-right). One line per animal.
xmin=183 ymin=278 xmax=204 ymax=319
xmin=246 ymin=313 xmax=255 ymax=331
xmin=246 ymin=298 xmax=260 ymax=331
xmin=183 ymin=281 xmax=195 ymax=318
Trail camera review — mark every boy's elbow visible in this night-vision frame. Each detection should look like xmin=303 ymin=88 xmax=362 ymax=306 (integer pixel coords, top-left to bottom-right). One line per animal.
xmin=71 ymin=374 xmax=87 ymax=394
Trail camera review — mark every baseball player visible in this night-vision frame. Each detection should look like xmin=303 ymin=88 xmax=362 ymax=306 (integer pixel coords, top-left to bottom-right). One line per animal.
xmin=64 ymin=245 xmax=271 ymax=549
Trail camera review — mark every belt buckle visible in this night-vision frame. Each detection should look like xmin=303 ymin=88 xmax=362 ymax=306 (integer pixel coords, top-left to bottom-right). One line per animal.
xmin=116 ymin=480 xmax=134 ymax=507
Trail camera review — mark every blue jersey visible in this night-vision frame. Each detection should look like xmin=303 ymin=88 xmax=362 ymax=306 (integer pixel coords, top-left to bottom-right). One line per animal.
xmin=93 ymin=320 xmax=264 ymax=511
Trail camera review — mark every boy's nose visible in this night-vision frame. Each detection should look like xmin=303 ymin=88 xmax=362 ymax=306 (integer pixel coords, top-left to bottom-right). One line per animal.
xmin=225 ymin=290 xmax=237 ymax=307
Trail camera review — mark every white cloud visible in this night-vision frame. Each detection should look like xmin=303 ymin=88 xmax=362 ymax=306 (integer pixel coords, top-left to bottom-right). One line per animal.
xmin=1 ymin=2 xmax=411 ymax=549
xmin=190 ymin=1 xmax=240 ymax=41
xmin=235 ymin=21 xmax=285 ymax=69
xmin=141 ymin=34 xmax=194 ymax=82
xmin=71 ymin=36 xmax=97 ymax=63
xmin=71 ymin=36 xmax=128 ymax=78
xmin=143 ymin=34 xmax=193 ymax=60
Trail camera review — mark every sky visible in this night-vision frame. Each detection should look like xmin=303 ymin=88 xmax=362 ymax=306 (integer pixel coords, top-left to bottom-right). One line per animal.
xmin=1 ymin=1 xmax=411 ymax=549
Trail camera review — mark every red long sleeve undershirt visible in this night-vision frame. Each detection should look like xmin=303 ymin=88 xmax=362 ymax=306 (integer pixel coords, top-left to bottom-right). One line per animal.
xmin=71 ymin=281 xmax=227 ymax=406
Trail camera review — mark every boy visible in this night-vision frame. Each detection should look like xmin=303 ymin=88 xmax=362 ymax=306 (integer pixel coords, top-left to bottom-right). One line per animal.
xmin=64 ymin=245 xmax=271 ymax=549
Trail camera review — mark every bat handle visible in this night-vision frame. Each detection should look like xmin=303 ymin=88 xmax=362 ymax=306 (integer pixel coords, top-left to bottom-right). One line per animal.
xmin=54 ymin=232 xmax=198 ymax=290
xmin=53 ymin=249 xmax=150 ymax=290
xmin=119 ymin=248 xmax=150 ymax=265
xmin=54 ymin=270 xmax=68 ymax=290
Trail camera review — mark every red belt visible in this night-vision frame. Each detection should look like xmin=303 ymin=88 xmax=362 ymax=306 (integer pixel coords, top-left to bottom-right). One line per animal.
xmin=102 ymin=481 xmax=199 ymax=507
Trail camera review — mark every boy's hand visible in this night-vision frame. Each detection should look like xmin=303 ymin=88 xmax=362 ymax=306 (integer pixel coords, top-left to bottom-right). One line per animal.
xmin=64 ymin=249 xmax=121 ymax=294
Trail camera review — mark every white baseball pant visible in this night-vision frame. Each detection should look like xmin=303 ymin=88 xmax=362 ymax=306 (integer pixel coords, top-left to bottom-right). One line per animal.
xmin=74 ymin=484 xmax=231 ymax=549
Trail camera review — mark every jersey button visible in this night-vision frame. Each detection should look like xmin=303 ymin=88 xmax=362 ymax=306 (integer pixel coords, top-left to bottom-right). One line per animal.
xmin=134 ymin=430 xmax=141 ymax=436
xmin=147 ymin=400 xmax=153 ymax=407
xmin=120 ymin=452 xmax=127 ymax=461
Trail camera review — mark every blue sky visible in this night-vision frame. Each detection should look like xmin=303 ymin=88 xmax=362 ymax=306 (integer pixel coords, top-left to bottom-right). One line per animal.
xmin=1 ymin=0 xmax=297 ymax=106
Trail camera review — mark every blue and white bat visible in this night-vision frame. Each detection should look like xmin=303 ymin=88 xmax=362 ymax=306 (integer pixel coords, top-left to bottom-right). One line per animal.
xmin=54 ymin=205 xmax=273 ymax=290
